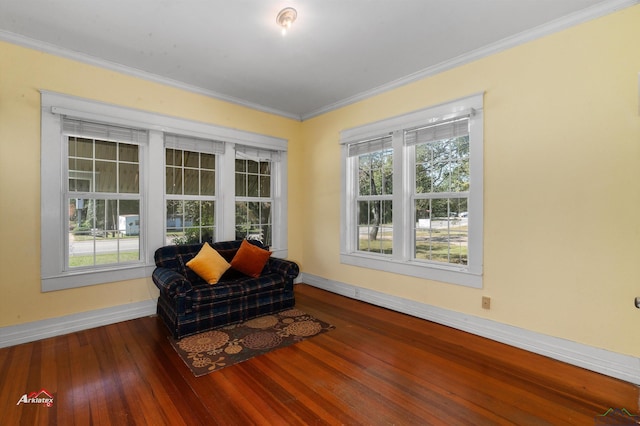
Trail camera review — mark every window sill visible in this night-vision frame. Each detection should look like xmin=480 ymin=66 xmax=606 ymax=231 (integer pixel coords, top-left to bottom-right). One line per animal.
xmin=42 ymin=263 xmax=155 ymax=292
xmin=340 ymin=252 xmax=482 ymax=288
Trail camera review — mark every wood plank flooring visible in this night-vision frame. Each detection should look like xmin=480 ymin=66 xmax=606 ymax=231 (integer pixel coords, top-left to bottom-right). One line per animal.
xmin=0 ymin=284 xmax=638 ymax=425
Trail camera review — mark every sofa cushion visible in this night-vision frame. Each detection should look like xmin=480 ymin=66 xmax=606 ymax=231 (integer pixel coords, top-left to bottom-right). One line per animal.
xmin=230 ymin=239 xmax=272 ymax=278
xmin=188 ymin=273 xmax=286 ymax=311
xmin=185 ymin=242 xmax=231 ymax=284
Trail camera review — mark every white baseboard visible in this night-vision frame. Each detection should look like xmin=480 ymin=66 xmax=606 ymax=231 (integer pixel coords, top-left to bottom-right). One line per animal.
xmin=301 ymin=273 xmax=640 ymax=385
xmin=0 ymin=299 xmax=157 ymax=349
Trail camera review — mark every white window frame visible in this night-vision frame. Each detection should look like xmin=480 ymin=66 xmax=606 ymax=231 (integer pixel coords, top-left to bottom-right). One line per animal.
xmin=340 ymin=93 xmax=484 ymax=288
xmin=41 ymin=91 xmax=288 ymax=292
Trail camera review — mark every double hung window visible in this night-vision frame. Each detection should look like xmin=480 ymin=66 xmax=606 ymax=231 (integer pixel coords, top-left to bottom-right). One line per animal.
xmin=234 ymin=147 xmax=277 ymax=246
xmin=164 ymin=135 xmax=223 ymax=245
xmin=65 ymin=119 xmax=146 ymax=269
xmin=340 ymin=93 xmax=483 ymax=288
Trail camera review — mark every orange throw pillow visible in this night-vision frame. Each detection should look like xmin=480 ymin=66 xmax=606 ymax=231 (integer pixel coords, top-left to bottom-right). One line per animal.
xmin=230 ymin=240 xmax=272 ymax=278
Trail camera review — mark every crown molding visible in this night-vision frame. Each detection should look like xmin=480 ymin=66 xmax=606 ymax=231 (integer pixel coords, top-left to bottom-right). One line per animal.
xmin=1 ymin=0 xmax=636 ymax=122
xmin=300 ymin=0 xmax=639 ymax=120
xmin=0 ymin=30 xmax=302 ymax=121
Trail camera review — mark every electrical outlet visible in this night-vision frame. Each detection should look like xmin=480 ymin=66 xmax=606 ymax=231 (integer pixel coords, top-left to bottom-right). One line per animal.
xmin=482 ymin=296 xmax=491 ymax=310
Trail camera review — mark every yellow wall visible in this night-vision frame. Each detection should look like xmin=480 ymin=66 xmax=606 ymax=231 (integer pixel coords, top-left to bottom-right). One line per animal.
xmin=300 ymin=5 xmax=640 ymax=357
xmin=0 ymin=41 xmax=303 ymax=326
xmin=1 ymin=5 xmax=639 ymax=360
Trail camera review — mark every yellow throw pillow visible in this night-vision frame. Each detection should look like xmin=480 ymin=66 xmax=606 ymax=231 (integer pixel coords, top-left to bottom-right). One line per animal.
xmin=186 ymin=242 xmax=231 ymax=284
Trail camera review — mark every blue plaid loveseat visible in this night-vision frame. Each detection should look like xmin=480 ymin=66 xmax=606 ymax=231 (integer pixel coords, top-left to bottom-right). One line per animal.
xmin=152 ymin=239 xmax=298 ymax=339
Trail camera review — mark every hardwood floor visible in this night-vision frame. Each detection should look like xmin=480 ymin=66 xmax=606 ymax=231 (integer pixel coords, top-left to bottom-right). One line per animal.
xmin=1 ymin=284 xmax=638 ymax=425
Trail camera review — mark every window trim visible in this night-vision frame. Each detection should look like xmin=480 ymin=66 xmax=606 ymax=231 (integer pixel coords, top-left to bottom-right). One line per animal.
xmin=41 ymin=91 xmax=288 ymax=292
xmin=339 ymin=93 xmax=484 ymax=288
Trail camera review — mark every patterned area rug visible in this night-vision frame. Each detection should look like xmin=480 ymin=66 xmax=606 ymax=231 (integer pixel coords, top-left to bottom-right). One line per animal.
xmin=169 ymin=308 xmax=335 ymax=377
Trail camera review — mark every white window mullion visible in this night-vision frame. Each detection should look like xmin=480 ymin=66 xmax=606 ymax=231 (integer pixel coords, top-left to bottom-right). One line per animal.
xmin=406 ymin=143 xmax=417 ymax=263
xmin=147 ymin=130 xmax=165 ymax=264
xmin=219 ymin=161 xmax=236 ymax=242
xmin=391 ymin=130 xmax=406 ymax=261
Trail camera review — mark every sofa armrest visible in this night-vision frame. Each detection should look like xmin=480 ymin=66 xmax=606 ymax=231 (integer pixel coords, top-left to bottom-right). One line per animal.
xmin=152 ymin=267 xmax=193 ymax=300
xmin=266 ymin=257 xmax=300 ymax=280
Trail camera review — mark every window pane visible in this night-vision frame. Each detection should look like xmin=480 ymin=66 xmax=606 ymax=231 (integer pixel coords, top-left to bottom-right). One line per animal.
xmin=184 ymin=200 xmax=199 ymax=227
xmin=69 ymin=137 xmax=93 ymax=158
xmin=119 ymin=143 xmax=138 ymax=163
xmin=95 ymin=161 xmax=117 ymax=192
xmin=201 ymin=201 xmax=214 ymax=226
xmin=119 ymin=163 xmax=139 ymax=193
xmin=95 ymin=140 xmax=117 ymax=160
xmin=260 ymin=202 xmax=271 ymax=225
xmin=166 ymin=148 xmax=181 ymax=167
xmin=235 ymin=173 xmax=246 ymax=196
xmin=166 ymin=200 xmax=183 ymax=244
xmin=247 ymin=174 xmax=259 ymax=197
xmin=184 ymin=168 xmax=199 ymax=195
xmin=259 ymin=175 xmax=270 ymax=197
xmin=201 ymin=170 xmax=215 ymax=196
xmin=184 ymin=151 xmax=199 ymax=168
xmin=201 ymin=153 xmax=215 ymax=170
xmin=259 ymin=161 xmax=270 ymax=175
xmin=69 ymin=158 xmax=92 ymax=192
xmin=166 ymin=166 xmax=182 ymax=195
xmin=235 ymin=201 xmax=248 ymax=227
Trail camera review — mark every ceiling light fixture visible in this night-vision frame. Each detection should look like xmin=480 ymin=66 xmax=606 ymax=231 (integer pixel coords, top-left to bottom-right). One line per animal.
xmin=276 ymin=7 xmax=297 ymax=36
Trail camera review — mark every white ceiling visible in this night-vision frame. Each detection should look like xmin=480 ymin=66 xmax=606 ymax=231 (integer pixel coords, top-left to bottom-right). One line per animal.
xmin=0 ymin=0 xmax=635 ymax=120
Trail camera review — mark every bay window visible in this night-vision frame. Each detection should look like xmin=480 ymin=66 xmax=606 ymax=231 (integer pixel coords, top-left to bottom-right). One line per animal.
xmin=41 ymin=91 xmax=288 ymax=292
